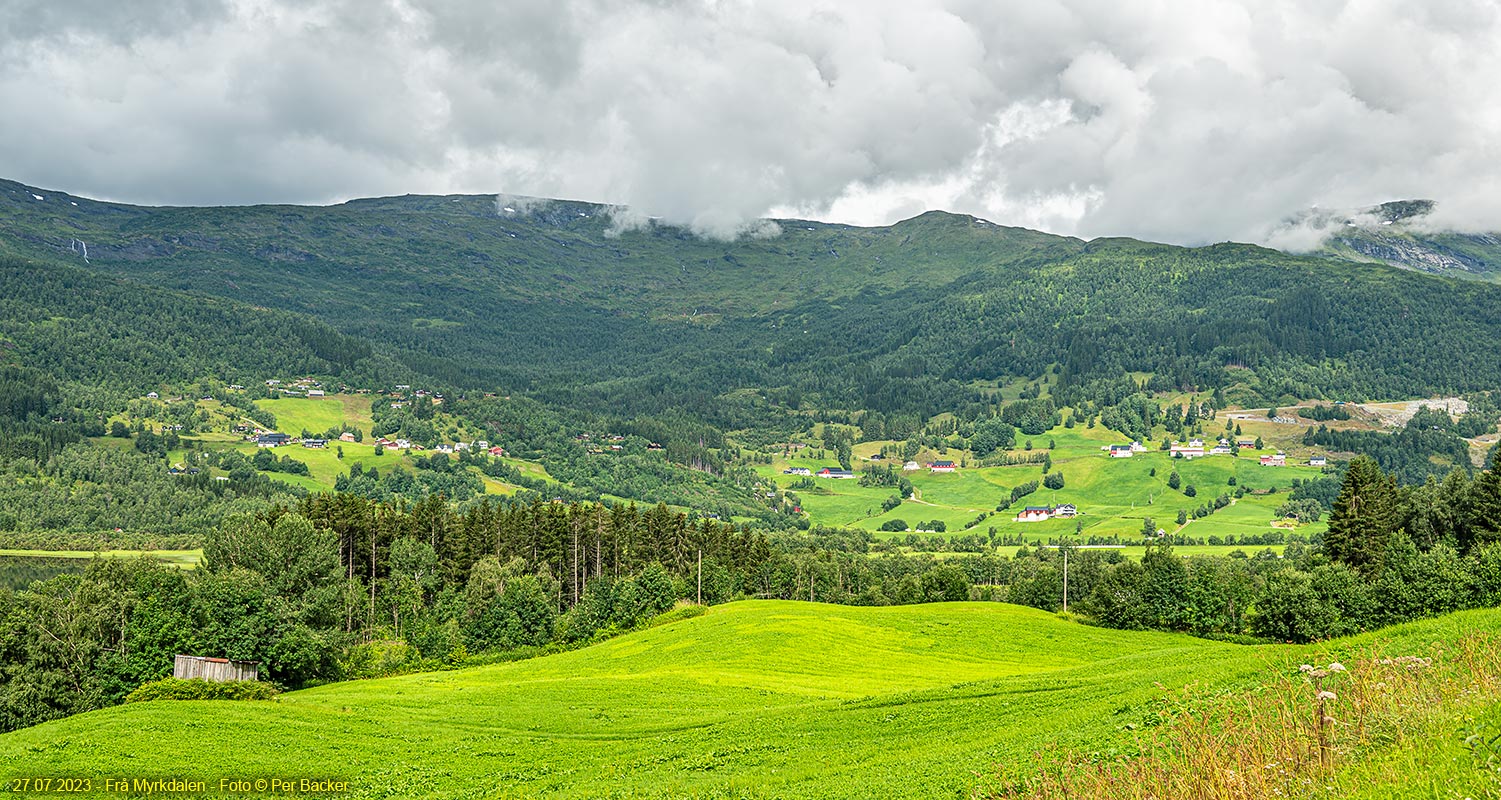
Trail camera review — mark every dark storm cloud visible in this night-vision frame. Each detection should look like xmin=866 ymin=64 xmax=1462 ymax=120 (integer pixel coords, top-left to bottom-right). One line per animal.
xmin=1 ymin=0 xmax=1497 ymax=243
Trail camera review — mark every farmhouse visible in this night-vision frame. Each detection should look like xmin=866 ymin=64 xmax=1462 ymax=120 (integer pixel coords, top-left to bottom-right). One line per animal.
xmin=302 ymin=438 xmax=327 ymax=449
xmin=1053 ymin=504 xmax=1078 ymax=518
xmin=1309 ymin=456 xmax=1327 ymax=467
xmin=306 ymin=389 xmax=326 ymax=397
xmin=1131 ymin=441 xmax=1148 ymax=453
xmin=1016 ymin=506 xmax=1053 ymax=522
xmin=488 ymin=446 xmax=508 ymax=457
xmin=817 ymin=467 xmax=856 ymax=479
xmin=339 ymin=432 xmax=357 ymax=443
xmin=1109 ymin=444 xmax=1134 ymax=458
xmin=784 ymin=467 xmax=812 ymax=476
xmin=902 ymin=461 xmax=921 ymax=471
xmin=1237 ymin=438 xmax=1257 ymax=449
xmin=868 ymin=453 xmax=885 ymax=461
xmin=256 ymin=432 xmax=290 ymax=448
xmin=929 ymin=460 xmax=957 ymax=473
xmin=145 ymin=391 xmax=159 ymax=399
xmin=1260 ymin=453 xmax=1287 ymax=467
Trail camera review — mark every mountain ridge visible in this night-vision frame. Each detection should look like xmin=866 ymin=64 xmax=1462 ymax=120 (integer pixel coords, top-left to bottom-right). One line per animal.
xmin=5 ymin=176 xmax=1501 ymax=416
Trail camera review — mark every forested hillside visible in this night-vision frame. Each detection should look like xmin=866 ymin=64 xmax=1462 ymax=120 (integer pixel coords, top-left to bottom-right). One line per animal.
xmin=0 ymin=255 xmax=400 ymax=391
xmin=7 ymin=179 xmax=1501 ymax=423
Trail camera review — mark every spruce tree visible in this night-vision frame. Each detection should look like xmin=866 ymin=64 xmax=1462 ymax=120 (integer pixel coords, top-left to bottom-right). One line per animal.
xmin=1471 ymin=451 xmax=1501 ymax=549
xmin=1325 ymin=455 xmax=1400 ymax=573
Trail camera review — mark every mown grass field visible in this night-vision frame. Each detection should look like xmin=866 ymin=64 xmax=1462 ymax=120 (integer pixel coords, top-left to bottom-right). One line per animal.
xmin=3 ymin=602 xmax=1497 ymax=799
xmin=256 ymin=394 xmax=374 ymax=437
xmin=759 ymin=420 xmax=1329 ymax=542
xmin=0 ymin=549 xmax=202 ymax=566
xmin=949 ymin=544 xmax=1287 ymax=560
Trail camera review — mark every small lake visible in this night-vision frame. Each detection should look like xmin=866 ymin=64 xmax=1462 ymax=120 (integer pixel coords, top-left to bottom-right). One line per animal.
xmin=0 ymin=555 xmax=89 ymax=591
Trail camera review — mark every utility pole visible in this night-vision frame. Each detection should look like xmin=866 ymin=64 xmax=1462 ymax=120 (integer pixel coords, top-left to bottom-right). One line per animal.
xmin=1062 ymin=545 xmax=1069 ymax=613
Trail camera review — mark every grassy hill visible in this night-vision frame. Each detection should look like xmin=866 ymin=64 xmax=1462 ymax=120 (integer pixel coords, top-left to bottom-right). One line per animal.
xmin=3 ymin=601 xmax=1496 ymax=798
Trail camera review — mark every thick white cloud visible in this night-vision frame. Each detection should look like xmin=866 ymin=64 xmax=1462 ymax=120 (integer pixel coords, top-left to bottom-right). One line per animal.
xmin=1 ymin=0 xmax=1497 ymax=243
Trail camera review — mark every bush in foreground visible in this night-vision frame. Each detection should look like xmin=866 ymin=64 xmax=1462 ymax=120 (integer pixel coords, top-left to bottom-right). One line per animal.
xmin=125 ymin=678 xmax=277 ymax=703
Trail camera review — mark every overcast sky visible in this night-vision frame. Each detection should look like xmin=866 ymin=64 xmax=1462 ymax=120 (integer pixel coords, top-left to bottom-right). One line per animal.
xmin=2 ymin=0 xmax=1498 ymax=244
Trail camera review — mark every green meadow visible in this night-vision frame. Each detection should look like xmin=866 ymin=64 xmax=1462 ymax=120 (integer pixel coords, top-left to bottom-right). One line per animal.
xmin=4 ymin=602 xmax=1496 ymax=799
xmin=0 ymin=549 xmax=201 ymax=565
xmin=257 ymin=394 xmax=374 ymax=437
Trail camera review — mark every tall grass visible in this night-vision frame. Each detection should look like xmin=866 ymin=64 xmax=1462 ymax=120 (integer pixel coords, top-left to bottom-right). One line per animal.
xmin=987 ymin=632 xmax=1501 ymax=799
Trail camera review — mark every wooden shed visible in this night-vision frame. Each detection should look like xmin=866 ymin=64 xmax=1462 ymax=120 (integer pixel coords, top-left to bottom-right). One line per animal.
xmin=173 ymin=654 xmax=260 ymax=683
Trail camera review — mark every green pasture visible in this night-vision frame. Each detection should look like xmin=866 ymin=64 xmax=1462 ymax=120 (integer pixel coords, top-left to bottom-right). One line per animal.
xmin=256 ymin=393 xmax=374 ymax=436
xmin=4 ymin=602 xmax=1496 ymax=799
xmin=0 ymin=549 xmax=202 ymax=567
xmin=760 ymin=421 xmax=1327 ymax=539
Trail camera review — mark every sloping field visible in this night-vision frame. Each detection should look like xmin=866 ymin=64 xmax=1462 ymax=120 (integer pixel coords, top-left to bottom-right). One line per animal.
xmin=3 ymin=602 xmax=1494 ymax=799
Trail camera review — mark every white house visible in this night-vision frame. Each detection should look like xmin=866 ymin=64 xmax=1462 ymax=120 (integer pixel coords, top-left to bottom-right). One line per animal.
xmin=903 ymin=461 xmax=922 ymax=471
xmin=1109 ymin=444 xmax=1135 ymax=458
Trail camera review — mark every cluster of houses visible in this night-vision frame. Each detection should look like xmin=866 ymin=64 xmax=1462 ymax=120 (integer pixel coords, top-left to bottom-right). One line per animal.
xmin=373 ymin=437 xmax=501 ymax=456
xmin=1106 ymin=438 xmax=1325 ymax=467
xmin=265 ymin=378 xmax=328 ymax=398
xmin=576 ymin=433 xmax=664 ymax=455
xmin=250 ymin=430 xmax=508 ymax=458
xmin=1015 ymin=504 xmax=1078 ymax=523
xmin=785 ymin=460 xmax=958 ymax=479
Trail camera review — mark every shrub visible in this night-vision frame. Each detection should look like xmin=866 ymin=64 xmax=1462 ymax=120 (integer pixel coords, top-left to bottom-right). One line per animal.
xmin=125 ymin=678 xmax=277 ymax=703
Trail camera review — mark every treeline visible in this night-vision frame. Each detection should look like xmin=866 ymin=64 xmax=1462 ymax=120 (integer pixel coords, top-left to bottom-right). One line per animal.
xmin=0 ymin=495 xmax=962 ymax=731
xmin=1082 ymin=453 xmax=1501 ymax=641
